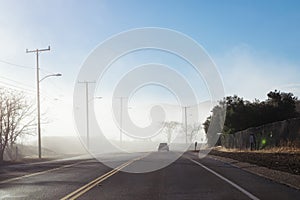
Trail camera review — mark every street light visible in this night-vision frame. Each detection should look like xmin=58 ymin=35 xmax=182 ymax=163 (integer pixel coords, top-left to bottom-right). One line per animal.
xmin=26 ymin=46 xmax=63 ymax=159
xmin=40 ymin=73 xmax=62 ymax=82
xmin=37 ymin=73 xmax=62 ymax=159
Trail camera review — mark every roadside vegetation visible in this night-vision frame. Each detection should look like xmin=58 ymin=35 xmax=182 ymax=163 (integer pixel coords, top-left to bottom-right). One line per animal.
xmin=210 ymin=146 xmax=300 ymax=175
xmin=0 ymin=88 xmax=35 ymax=162
xmin=203 ymin=90 xmax=300 ymax=147
xmin=204 ymin=90 xmax=299 ymax=135
xmin=204 ymin=90 xmax=300 ymax=175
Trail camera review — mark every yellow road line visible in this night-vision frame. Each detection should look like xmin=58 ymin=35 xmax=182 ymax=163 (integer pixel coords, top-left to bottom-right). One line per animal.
xmin=61 ymin=154 xmax=149 ymax=200
xmin=0 ymin=160 xmax=88 ymax=184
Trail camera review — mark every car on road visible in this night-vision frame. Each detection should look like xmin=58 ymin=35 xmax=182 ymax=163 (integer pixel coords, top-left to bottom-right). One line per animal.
xmin=158 ymin=143 xmax=169 ymax=151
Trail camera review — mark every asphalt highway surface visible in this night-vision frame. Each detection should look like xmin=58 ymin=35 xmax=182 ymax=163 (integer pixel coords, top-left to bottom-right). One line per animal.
xmin=0 ymin=152 xmax=299 ymax=200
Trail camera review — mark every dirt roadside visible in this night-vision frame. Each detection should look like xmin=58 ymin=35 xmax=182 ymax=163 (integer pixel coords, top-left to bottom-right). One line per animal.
xmin=209 ymin=149 xmax=300 ymax=175
xmin=207 ymin=149 xmax=300 ymax=190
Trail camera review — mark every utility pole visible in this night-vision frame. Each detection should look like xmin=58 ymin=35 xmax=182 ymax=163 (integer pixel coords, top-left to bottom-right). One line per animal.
xmin=78 ymin=81 xmax=95 ymax=149
xmin=184 ymin=106 xmax=189 ymax=144
xmin=115 ymin=97 xmax=126 ymax=143
xmin=26 ymin=46 xmax=50 ymax=159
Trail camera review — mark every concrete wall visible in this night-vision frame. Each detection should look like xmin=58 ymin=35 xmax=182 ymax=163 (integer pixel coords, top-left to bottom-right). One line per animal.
xmin=220 ymin=117 xmax=300 ymax=149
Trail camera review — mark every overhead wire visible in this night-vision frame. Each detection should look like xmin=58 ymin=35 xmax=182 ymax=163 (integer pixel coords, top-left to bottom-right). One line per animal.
xmin=0 ymin=75 xmax=35 ymax=91
xmin=0 ymin=58 xmax=55 ymax=74
xmin=0 ymin=59 xmax=35 ymax=70
xmin=0 ymin=78 xmax=61 ymax=103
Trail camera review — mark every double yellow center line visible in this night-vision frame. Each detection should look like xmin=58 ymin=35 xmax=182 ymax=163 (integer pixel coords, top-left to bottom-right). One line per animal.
xmin=61 ymin=154 xmax=148 ymax=200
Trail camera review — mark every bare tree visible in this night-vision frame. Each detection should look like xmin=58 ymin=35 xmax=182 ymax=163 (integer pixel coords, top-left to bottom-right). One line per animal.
xmin=188 ymin=123 xmax=201 ymax=142
xmin=162 ymin=121 xmax=180 ymax=144
xmin=0 ymin=89 xmax=35 ymax=162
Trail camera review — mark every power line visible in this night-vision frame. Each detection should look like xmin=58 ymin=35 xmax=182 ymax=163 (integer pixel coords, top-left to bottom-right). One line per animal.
xmin=0 ymin=75 xmax=35 ymax=90
xmin=0 ymin=80 xmax=61 ymax=103
xmin=0 ymin=58 xmax=55 ymax=74
xmin=0 ymin=59 xmax=35 ymax=69
xmin=0 ymin=76 xmax=63 ymax=104
xmin=0 ymin=80 xmax=36 ymax=95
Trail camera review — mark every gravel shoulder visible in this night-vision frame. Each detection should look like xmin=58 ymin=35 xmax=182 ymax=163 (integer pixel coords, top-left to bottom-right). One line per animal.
xmin=207 ymin=149 xmax=300 ymax=190
xmin=209 ymin=149 xmax=300 ymax=175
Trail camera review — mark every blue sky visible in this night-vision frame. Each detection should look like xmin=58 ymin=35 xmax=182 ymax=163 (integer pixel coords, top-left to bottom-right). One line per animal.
xmin=104 ymin=0 xmax=300 ymax=60
xmin=0 ymin=0 xmax=300 ymax=138
xmin=1 ymin=0 xmax=299 ymax=96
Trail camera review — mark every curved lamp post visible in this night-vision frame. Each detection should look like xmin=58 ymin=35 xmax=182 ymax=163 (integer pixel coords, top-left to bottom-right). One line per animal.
xmin=26 ymin=46 xmax=63 ymax=159
xmin=37 ymin=73 xmax=62 ymax=158
xmin=40 ymin=73 xmax=62 ymax=82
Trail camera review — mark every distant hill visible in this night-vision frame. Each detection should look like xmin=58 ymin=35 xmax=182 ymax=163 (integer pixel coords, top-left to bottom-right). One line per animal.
xmin=4 ymin=144 xmax=59 ymax=161
xmin=3 ymin=136 xmax=89 ymax=161
xmin=28 ymin=136 xmax=88 ymax=156
xmin=41 ymin=136 xmax=87 ymax=155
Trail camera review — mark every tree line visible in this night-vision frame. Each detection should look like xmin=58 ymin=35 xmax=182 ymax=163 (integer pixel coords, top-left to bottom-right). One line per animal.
xmin=203 ymin=90 xmax=299 ymax=142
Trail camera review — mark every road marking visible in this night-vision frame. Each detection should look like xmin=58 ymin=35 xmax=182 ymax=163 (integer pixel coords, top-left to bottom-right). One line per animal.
xmin=189 ymin=158 xmax=260 ymax=200
xmin=0 ymin=160 xmax=88 ymax=184
xmin=61 ymin=154 xmax=148 ymax=200
xmin=0 ymin=194 xmax=27 ymax=199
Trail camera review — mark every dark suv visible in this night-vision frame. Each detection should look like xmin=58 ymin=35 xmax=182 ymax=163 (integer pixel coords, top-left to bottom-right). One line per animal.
xmin=158 ymin=143 xmax=169 ymax=151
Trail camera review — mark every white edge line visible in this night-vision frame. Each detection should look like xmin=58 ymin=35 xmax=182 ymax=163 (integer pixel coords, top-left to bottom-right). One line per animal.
xmin=189 ymin=158 xmax=260 ymax=200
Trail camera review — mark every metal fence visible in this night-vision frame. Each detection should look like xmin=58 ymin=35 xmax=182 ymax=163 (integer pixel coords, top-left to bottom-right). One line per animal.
xmin=220 ymin=117 xmax=300 ymax=149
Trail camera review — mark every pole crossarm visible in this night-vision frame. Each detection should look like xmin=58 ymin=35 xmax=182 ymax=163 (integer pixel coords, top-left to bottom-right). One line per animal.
xmin=26 ymin=46 xmax=50 ymax=54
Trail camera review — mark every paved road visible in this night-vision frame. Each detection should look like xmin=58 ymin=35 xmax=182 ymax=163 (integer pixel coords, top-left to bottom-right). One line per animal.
xmin=0 ymin=152 xmax=299 ymax=199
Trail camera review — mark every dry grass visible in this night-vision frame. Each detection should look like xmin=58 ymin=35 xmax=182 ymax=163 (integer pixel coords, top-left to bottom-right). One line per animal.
xmin=215 ymin=146 xmax=300 ymax=154
xmin=215 ymin=140 xmax=300 ymax=154
xmin=211 ymin=143 xmax=300 ymax=175
xmin=258 ymin=146 xmax=300 ymax=154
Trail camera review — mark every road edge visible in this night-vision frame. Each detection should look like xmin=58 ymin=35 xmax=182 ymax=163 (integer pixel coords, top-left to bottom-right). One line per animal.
xmin=206 ymin=154 xmax=300 ymax=191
